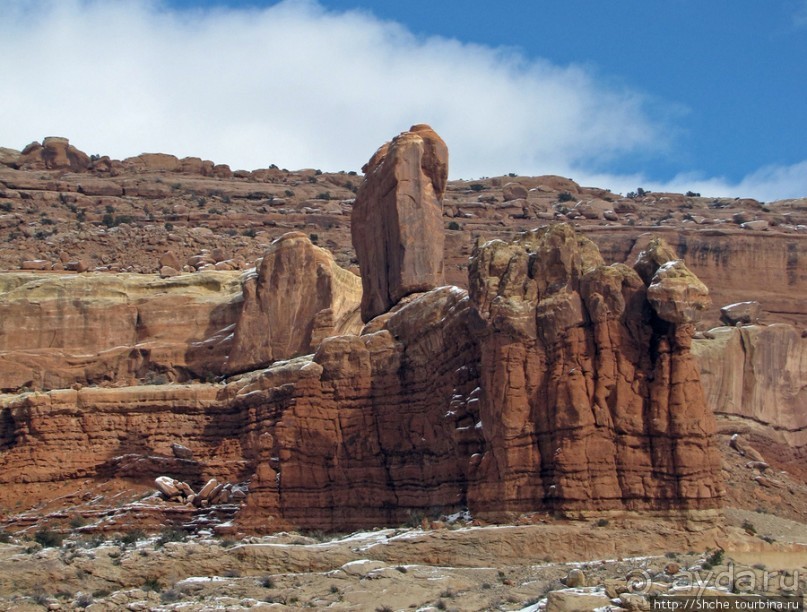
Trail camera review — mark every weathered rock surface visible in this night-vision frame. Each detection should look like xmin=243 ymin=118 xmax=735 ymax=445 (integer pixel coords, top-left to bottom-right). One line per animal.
xmin=720 ymin=301 xmax=762 ymax=325
xmin=0 ymin=223 xmax=722 ymax=531
xmin=225 ymin=232 xmax=362 ymax=374
xmin=0 ymin=271 xmax=242 ymax=390
xmin=352 ymin=124 xmax=448 ymax=321
xmin=18 ymin=137 xmax=90 ymax=172
xmin=694 ymin=324 xmax=807 ymax=451
xmin=0 ymin=235 xmax=362 ymax=389
xmin=466 ymin=225 xmax=722 ymax=516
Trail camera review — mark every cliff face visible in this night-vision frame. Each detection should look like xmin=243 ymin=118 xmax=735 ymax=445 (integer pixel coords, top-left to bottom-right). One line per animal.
xmin=0 ymin=271 xmax=243 ymax=390
xmin=0 ymin=223 xmax=723 ymax=530
xmin=694 ymin=324 xmax=807 ymax=452
xmin=465 ymin=226 xmax=721 ymax=516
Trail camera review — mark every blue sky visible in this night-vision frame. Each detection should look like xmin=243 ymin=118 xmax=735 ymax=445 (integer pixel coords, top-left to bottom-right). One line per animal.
xmin=1 ymin=0 xmax=806 ymax=200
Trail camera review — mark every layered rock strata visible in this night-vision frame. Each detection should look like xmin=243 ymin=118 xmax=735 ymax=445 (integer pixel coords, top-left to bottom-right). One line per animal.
xmin=465 ymin=226 xmax=721 ymax=515
xmin=352 ymin=124 xmax=448 ymax=321
xmin=694 ymin=324 xmax=807 ymax=452
xmin=0 ymin=233 xmax=362 ymax=390
xmin=0 ymin=224 xmax=723 ymax=530
xmin=225 ymin=232 xmax=362 ymax=374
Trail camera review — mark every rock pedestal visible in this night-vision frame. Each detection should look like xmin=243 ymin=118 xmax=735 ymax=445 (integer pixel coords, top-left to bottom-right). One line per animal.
xmin=352 ymin=124 xmax=448 ymax=322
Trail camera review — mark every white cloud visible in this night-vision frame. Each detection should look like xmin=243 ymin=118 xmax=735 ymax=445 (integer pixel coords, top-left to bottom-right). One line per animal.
xmin=0 ymin=1 xmax=664 ymax=171
xmin=580 ymin=160 xmax=807 ymax=202
xmin=0 ymin=0 xmax=803 ymax=202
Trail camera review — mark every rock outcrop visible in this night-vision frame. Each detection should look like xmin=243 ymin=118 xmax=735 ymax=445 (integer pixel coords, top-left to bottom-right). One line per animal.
xmin=0 ymin=233 xmax=362 ymax=390
xmin=466 ymin=227 xmax=721 ymax=515
xmin=694 ymin=324 xmax=807 ymax=452
xmin=0 ymin=224 xmax=723 ymax=531
xmin=18 ymin=137 xmax=91 ymax=172
xmin=0 ymin=271 xmax=242 ymax=390
xmin=352 ymin=124 xmax=448 ymax=321
xmin=225 ymin=232 xmax=362 ymax=374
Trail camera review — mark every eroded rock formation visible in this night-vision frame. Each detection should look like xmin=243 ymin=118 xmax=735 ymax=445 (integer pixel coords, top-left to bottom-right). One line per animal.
xmin=352 ymin=124 xmax=448 ymax=321
xmin=466 ymin=226 xmax=721 ymax=515
xmin=0 ymin=223 xmax=723 ymax=530
xmin=694 ymin=324 xmax=807 ymax=452
xmin=225 ymin=232 xmax=362 ymax=374
xmin=0 ymin=232 xmax=362 ymax=390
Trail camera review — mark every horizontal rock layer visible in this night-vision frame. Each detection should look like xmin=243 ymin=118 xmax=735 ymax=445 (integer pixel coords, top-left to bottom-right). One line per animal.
xmin=0 ymin=224 xmax=723 ymax=530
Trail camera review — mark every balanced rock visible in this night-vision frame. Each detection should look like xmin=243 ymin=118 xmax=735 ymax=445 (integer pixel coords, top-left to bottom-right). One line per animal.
xmin=647 ymin=259 xmax=711 ymax=324
xmin=225 ymin=232 xmax=362 ymax=374
xmin=352 ymin=124 xmax=448 ymax=322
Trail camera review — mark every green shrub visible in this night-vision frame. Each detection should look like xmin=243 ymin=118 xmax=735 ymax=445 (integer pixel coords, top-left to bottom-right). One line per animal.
xmin=558 ymin=191 xmax=574 ymax=202
xmin=447 ymin=221 xmax=460 ymax=231
xmin=469 ymin=183 xmax=485 ymax=192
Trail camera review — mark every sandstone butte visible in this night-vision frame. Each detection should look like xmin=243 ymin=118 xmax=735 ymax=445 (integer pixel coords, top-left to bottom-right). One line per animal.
xmin=0 ymin=124 xmax=756 ymax=537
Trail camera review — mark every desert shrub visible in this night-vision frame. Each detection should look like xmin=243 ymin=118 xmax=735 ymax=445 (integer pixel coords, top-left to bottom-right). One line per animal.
xmin=702 ymin=549 xmax=724 ymax=570
xmin=120 ymin=529 xmax=145 ymax=545
xmin=596 ymin=518 xmax=610 ymax=527
xmin=742 ymin=520 xmax=757 ymax=534
xmin=447 ymin=221 xmax=461 ymax=231
xmin=142 ymin=577 xmax=162 ymax=592
xmin=309 ymin=233 xmax=319 ymax=244
xmin=155 ymin=527 xmax=188 ymax=548
xmin=34 ymin=528 xmax=64 ymax=548
xmin=558 ymin=191 xmax=575 ymax=202
xmin=686 ymin=191 xmax=701 ymax=197
xmin=160 ymin=588 xmax=181 ymax=603
xmin=469 ymin=183 xmax=485 ymax=192
xmin=0 ymin=201 xmax=12 ymax=212
xmin=259 ymin=576 xmax=275 ymax=588
xmin=75 ymin=593 xmax=93 ymax=608
xmin=69 ymin=515 xmax=87 ymax=529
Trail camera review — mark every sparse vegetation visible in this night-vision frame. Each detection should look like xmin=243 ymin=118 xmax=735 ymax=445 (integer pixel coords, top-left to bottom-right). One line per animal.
xmin=447 ymin=221 xmax=461 ymax=231
xmin=702 ymin=549 xmax=724 ymax=570
xmin=686 ymin=190 xmax=701 ymax=197
xmin=469 ymin=183 xmax=486 ymax=192
xmin=155 ymin=527 xmax=188 ymax=548
xmin=34 ymin=528 xmax=64 ymax=548
xmin=596 ymin=518 xmax=610 ymax=527
xmin=120 ymin=529 xmax=145 ymax=545
xmin=558 ymin=191 xmax=574 ymax=202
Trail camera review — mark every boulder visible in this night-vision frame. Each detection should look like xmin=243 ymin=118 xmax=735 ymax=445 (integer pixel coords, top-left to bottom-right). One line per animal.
xmin=741 ymin=219 xmax=769 ymax=231
xmin=720 ymin=301 xmax=761 ymax=325
xmin=159 ymin=251 xmax=182 ymax=271
xmin=198 ymin=478 xmax=219 ymax=500
xmin=155 ymin=476 xmax=182 ymax=499
xmin=647 ymin=259 xmax=711 ymax=324
xmin=546 ymin=588 xmax=612 ymax=611
xmin=171 ymin=443 xmax=194 ymax=460
xmin=564 ymin=568 xmax=587 ymax=587
xmin=502 ymin=182 xmax=529 ymax=201
xmin=352 ymin=124 xmax=448 ymax=321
